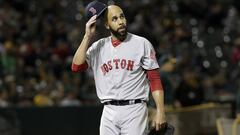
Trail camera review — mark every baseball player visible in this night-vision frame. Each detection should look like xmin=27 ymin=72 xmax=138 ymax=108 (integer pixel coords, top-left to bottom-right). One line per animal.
xmin=72 ymin=1 xmax=166 ymax=135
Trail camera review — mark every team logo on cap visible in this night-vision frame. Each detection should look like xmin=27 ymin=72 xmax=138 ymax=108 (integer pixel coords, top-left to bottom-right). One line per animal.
xmin=89 ymin=7 xmax=97 ymax=15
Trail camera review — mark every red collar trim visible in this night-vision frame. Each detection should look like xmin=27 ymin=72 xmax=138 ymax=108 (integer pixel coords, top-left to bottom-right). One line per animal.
xmin=111 ymin=39 xmax=122 ymax=47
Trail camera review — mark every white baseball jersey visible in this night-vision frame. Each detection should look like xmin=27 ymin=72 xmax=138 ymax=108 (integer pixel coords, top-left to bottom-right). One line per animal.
xmin=86 ymin=33 xmax=159 ymax=102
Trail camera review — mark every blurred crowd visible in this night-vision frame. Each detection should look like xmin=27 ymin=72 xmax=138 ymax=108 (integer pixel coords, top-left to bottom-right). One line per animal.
xmin=0 ymin=0 xmax=239 ymax=109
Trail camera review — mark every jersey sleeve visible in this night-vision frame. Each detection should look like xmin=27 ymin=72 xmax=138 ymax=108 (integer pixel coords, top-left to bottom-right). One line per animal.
xmin=141 ymin=38 xmax=159 ymax=70
xmin=86 ymin=42 xmax=97 ymax=68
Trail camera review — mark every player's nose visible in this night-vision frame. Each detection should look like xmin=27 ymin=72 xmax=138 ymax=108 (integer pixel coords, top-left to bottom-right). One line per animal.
xmin=118 ymin=19 xmax=124 ymax=25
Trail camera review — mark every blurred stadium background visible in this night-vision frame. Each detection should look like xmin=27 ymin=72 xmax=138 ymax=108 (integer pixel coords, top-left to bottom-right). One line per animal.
xmin=0 ymin=0 xmax=240 ymax=135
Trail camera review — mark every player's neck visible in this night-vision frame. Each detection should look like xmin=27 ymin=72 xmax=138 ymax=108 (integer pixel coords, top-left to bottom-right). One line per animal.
xmin=111 ymin=33 xmax=127 ymax=41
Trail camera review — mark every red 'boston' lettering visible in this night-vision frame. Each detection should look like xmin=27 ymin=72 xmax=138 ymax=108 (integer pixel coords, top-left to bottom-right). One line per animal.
xmin=127 ymin=60 xmax=134 ymax=71
xmin=113 ymin=59 xmax=120 ymax=69
xmin=101 ymin=59 xmax=135 ymax=75
xmin=121 ymin=59 xmax=126 ymax=69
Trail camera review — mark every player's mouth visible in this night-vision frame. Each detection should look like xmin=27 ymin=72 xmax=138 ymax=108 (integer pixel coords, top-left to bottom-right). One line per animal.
xmin=118 ymin=26 xmax=126 ymax=32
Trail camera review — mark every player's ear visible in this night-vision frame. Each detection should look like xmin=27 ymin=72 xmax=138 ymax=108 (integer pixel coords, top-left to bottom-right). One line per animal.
xmin=104 ymin=16 xmax=109 ymax=29
xmin=105 ymin=23 xmax=109 ymax=29
xmin=103 ymin=10 xmax=109 ymax=29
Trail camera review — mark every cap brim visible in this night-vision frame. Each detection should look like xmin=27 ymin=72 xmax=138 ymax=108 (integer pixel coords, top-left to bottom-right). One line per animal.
xmin=96 ymin=6 xmax=107 ymax=19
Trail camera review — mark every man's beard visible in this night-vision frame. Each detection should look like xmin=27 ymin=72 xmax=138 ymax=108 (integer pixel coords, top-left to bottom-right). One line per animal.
xmin=109 ymin=25 xmax=127 ymax=41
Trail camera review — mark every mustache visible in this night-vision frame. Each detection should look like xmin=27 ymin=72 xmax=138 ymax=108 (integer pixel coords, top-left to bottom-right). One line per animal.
xmin=117 ymin=25 xmax=127 ymax=31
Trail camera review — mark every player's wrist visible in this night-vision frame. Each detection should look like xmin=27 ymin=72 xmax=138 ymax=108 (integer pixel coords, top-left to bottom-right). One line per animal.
xmin=84 ymin=33 xmax=92 ymax=40
xmin=156 ymin=108 xmax=165 ymax=113
xmin=84 ymin=32 xmax=91 ymax=37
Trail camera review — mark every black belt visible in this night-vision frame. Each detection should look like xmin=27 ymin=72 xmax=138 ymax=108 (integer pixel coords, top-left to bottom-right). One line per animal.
xmin=103 ymin=99 xmax=145 ymax=106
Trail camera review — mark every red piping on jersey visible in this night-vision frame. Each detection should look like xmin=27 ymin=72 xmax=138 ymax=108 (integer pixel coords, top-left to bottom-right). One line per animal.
xmin=71 ymin=61 xmax=88 ymax=72
xmin=146 ymin=69 xmax=163 ymax=92
xmin=111 ymin=39 xmax=122 ymax=47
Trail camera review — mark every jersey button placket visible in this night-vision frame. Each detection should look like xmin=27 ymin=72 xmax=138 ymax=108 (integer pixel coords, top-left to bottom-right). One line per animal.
xmin=113 ymin=48 xmax=119 ymax=86
xmin=114 ymin=48 xmax=117 ymax=58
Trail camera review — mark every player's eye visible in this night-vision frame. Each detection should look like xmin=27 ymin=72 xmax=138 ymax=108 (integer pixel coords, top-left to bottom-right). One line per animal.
xmin=120 ymin=14 xmax=125 ymax=19
xmin=112 ymin=17 xmax=117 ymax=22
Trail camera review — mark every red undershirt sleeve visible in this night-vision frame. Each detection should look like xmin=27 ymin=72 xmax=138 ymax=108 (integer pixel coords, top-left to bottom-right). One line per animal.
xmin=146 ymin=69 xmax=163 ymax=92
xmin=71 ymin=61 xmax=89 ymax=72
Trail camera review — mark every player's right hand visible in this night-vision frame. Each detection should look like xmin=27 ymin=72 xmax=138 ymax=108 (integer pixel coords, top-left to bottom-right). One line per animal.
xmin=85 ymin=15 xmax=97 ymax=38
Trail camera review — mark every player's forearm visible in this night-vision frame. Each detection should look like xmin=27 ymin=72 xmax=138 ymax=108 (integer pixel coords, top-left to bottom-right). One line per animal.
xmin=152 ymin=90 xmax=165 ymax=112
xmin=72 ymin=34 xmax=91 ymax=65
xmin=232 ymin=116 xmax=240 ymax=135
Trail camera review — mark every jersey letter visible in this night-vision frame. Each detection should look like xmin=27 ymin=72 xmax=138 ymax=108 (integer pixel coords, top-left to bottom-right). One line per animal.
xmin=113 ymin=59 xmax=120 ymax=69
xmin=127 ymin=60 xmax=134 ymax=71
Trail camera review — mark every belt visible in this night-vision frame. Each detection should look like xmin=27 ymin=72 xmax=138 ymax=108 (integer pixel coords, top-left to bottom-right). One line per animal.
xmin=103 ymin=99 xmax=145 ymax=106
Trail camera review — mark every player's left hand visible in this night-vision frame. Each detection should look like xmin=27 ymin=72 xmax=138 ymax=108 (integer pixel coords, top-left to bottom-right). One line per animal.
xmin=151 ymin=110 xmax=166 ymax=131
